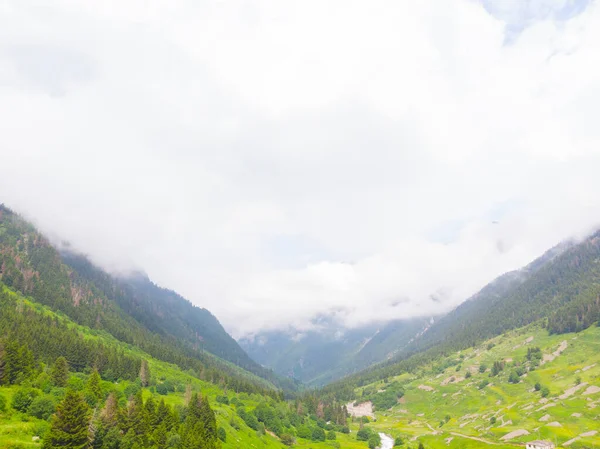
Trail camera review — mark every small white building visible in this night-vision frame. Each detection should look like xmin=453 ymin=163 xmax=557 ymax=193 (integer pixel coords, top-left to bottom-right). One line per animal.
xmin=526 ymin=441 xmax=554 ymax=449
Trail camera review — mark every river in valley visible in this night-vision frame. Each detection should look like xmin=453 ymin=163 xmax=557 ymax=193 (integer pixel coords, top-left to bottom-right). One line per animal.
xmin=379 ymin=433 xmax=394 ymax=449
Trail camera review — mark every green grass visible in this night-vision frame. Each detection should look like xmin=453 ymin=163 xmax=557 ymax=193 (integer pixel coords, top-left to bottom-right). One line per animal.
xmin=354 ymin=322 xmax=600 ymax=448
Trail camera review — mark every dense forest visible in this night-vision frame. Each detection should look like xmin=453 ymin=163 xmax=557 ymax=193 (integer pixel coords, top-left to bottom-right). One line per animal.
xmin=0 ymin=205 xmax=294 ymax=395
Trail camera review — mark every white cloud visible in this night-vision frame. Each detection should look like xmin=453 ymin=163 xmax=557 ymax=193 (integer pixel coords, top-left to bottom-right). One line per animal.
xmin=1 ymin=0 xmax=600 ymax=337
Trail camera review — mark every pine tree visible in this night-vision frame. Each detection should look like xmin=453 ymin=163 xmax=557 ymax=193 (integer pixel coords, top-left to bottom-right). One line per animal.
xmin=181 ymin=393 xmax=220 ymax=449
xmin=4 ymin=341 xmax=24 ymax=384
xmin=43 ymin=390 xmax=90 ymax=449
xmin=51 ymin=356 xmax=70 ymax=387
xmin=153 ymin=422 xmax=168 ymax=449
xmin=86 ymin=368 xmax=103 ymax=404
xmin=144 ymin=395 xmax=158 ymax=427
xmin=156 ymin=398 xmax=174 ymax=430
xmin=0 ymin=341 xmax=5 ymax=385
xmin=199 ymin=395 xmax=219 ymax=447
xmin=139 ymin=359 xmax=150 ymax=387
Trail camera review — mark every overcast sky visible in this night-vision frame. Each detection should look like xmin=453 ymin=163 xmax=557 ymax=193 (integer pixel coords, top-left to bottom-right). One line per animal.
xmin=2 ymin=0 xmax=600 ymax=338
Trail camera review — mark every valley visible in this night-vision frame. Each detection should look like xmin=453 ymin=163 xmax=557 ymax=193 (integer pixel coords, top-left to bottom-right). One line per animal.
xmin=1 ymin=204 xmax=599 ymax=449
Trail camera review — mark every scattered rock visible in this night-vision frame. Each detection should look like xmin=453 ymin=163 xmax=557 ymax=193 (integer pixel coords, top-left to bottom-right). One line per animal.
xmin=564 ymin=430 xmax=598 ymax=446
xmin=571 ymin=412 xmax=582 ymax=417
xmin=536 ymin=403 xmax=556 ymax=412
xmin=500 ymin=429 xmax=529 ymax=441
xmin=542 ymin=340 xmax=568 ymax=364
xmin=417 ymin=413 xmax=424 ymax=417
xmin=583 ymin=385 xmax=600 ymax=395
xmin=346 ymin=401 xmax=375 ymax=418
xmin=559 ymin=382 xmax=587 ymax=399
xmin=546 ymin=421 xmax=562 ymax=427
xmin=441 ymin=375 xmax=465 ymax=386
xmin=418 ymin=384 xmax=435 ymax=392
xmin=445 ymin=437 xmax=453 ymax=445
xmin=525 ymin=336 xmax=534 ymax=344
xmin=32 ymin=436 xmax=40 ymax=441
xmin=539 ymin=414 xmax=550 ymax=422
xmin=583 ymin=364 xmax=596 ymax=372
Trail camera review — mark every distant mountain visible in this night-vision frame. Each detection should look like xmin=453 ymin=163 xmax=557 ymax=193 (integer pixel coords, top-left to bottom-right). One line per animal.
xmin=0 ymin=204 xmax=295 ymax=391
xmin=240 ymin=317 xmax=431 ymax=386
xmin=323 ymin=232 xmax=600 ymax=391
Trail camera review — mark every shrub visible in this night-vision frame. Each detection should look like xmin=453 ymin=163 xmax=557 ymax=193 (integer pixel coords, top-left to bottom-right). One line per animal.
xmin=534 ymin=382 xmax=541 ymax=391
xmin=541 ymin=386 xmax=550 ymax=398
xmin=465 ymin=371 xmax=472 ymax=379
xmin=508 ymin=371 xmax=520 ymax=384
xmin=216 ymin=395 xmax=229 ymax=405
xmin=327 ymin=430 xmax=336 ymax=440
xmin=357 ymin=427 xmax=372 ymax=441
xmin=478 ymin=379 xmax=489 ymax=390
xmin=490 ymin=416 xmax=496 ymax=425
xmin=217 ymin=427 xmax=226 ymax=442
xmin=368 ymin=433 xmax=382 ymax=449
xmin=311 ymin=427 xmax=326 ymax=442
xmin=27 ymin=396 xmax=56 ymax=420
xmin=479 ymin=364 xmax=487 ymax=373
xmin=395 ymin=436 xmax=404 ymax=446
xmin=0 ymin=393 xmax=6 ymax=412
xmin=297 ymin=425 xmax=312 ymax=439
xmin=281 ymin=434 xmax=295 ymax=446
xmin=12 ymin=387 xmax=40 ymax=413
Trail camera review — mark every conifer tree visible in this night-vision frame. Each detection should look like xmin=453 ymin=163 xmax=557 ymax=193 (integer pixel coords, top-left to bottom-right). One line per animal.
xmin=144 ymin=395 xmax=158 ymax=427
xmin=156 ymin=398 xmax=174 ymax=430
xmin=51 ymin=356 xmax=70 ymax=387
xmin=43 ymin=390 xmax=90 ymax=449
xmin=86 ymin=368 xmax=103 ymax=404
xmin=0 ymin=341 xmax=5 ymax=385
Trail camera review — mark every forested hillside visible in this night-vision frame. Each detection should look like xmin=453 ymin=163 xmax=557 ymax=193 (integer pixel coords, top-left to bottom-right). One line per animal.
xmin=0 ymin=204 xmax=295 ymax=392
xmin=0 ymin=283 xmax=369 ymax=449
xmin=321 ymin=232 xmax=600 ymax=395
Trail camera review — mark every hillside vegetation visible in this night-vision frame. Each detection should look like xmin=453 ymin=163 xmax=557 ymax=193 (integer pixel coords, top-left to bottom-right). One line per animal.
xmin=0 ymin=204 xmax=294 ymax=392
xmin=342 ymin=321 xmax=600 ymax=449
xmin=0 ymin=283 xmax=363 ymax=449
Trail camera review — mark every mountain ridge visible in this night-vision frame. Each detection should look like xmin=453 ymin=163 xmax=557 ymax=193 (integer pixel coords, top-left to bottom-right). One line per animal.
xmin=0 ymin=203 xmax=295 ymax=392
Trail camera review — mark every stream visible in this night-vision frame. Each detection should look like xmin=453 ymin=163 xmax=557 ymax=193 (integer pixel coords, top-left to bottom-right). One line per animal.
xmin=379 ymin=433 xmax=394 ymax=449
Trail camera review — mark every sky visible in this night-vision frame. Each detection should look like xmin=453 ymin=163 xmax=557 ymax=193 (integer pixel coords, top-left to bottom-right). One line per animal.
xmin=2 ymin=0 xmax=600 ymax=338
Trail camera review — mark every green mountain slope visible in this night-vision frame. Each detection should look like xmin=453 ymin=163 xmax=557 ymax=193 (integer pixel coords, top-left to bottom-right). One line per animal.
xmin=323 ymin=233 xmax=600 ymax=390
xmin=343 ymin=321 xmax=600 ymax=449
xmin=0 ymin=283 xmax=356 ymax=449
xmin=0 ymin=204 xmax=294 ymax=391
